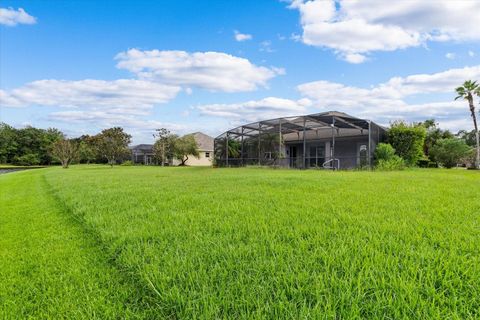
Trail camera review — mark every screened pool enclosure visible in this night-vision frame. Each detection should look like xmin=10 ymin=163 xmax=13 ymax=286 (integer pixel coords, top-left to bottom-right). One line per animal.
xmin=214 ymin=111 xmax=386 ymax=169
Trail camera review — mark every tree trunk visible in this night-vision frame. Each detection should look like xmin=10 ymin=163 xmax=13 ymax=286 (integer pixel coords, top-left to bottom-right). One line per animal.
xmin=180 ymin=155 xmax=188 ymax=166
xmin=161 ymin=144 xmax=165 ymax=167
xmin=468 ymin=95 xmax=480 ymax=169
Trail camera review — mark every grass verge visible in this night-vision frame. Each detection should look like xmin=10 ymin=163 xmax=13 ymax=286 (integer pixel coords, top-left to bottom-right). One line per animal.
xmin=0 ymin=169 xmax=158 ymax=319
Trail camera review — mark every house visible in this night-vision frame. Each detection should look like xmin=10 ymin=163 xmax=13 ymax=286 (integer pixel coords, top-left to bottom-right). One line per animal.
xmin=130 ymin=144 xmax=155 ymax=165
xmin=173 ymin=132 xmax=214 ymax=166
xmin=214 ymin=111 xmax=386 ymax=169
xmin=130 ymin=132 xmax=214 ymax=166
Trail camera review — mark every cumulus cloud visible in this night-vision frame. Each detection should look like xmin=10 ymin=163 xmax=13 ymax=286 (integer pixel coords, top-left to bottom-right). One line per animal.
xmin=289 ymin=0 xmax=480 ymax=63
xmin=234 ymin=30 xmax=252 ymax=41
xmin=115 ymin=49 xmax=283 ymax=92
xmin=0 ymin=79 xmax=181 ymax=109
xmin=49 ymin=110 xmax=185 ymax=131
xmin=0 ymin=7 xmax=36 ymax=26
xmin=197 ymin=97 xmax=312 ymax=122
xmin=0 ymin=79 xmax=184 ymax=141
xmin=296 ymin=65 xmax=480 ymax=130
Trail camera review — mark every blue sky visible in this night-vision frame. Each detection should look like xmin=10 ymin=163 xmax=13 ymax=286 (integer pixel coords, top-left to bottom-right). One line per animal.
xmin=1 ymin=0 xmax=480 ymax=143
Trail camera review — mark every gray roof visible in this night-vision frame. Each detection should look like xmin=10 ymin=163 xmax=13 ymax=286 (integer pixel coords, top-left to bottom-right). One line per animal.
xmin=215 ymin=111 xmax=385 ymax=140
xmin=130 ymin=144 xmax=153 ymax=152
xmin=186 ymin=132 xmax=214 ymax=151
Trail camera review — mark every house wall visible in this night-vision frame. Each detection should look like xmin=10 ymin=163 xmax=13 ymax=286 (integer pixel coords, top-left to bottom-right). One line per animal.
xmin=185 ymin=151 xmax=213 ymax=166
xmin=172 ymin=151 xmax=213 ymax=166
xmin=284 ymin=136 xmax=373 ymax=169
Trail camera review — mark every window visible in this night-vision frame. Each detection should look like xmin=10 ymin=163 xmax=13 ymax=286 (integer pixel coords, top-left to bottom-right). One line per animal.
xmin=205 ymin=152 xmax=210 ymax=158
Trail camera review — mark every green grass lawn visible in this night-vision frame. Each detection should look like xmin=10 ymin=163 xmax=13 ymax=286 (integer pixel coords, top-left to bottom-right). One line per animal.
xmin=1 ymin=166 xmax=479 ymax=319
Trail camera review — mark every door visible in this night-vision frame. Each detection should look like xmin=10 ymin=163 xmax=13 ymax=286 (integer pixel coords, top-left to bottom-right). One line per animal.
xmin=357 ymin=144 xmax=368 ymax=167
xmin=289 ymin=146 xmax=297 ymax=168
xmin=309 ymin=146 xmax=325 ymax=168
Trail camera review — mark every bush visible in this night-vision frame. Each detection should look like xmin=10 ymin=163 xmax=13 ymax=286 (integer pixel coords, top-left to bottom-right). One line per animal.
xmin=121 ymin=160 xmax=133 ymax=166
xmin=375 ymin=156 xmax=406 ymax=171
xmin=430 ymin=138 xmax=473 ymax=168
xmin=12 ymin=153 xmax=41 ymax=166
xmin=387 ymin=121 xmax=426 ymax=166
xmin=374 ymin=143 xmax=396 ymax=162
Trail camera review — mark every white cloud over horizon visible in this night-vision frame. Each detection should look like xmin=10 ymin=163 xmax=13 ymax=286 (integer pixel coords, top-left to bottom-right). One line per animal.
xmin=0 ymin=79 xmax=181 ymax=109
xmin=296 ymin=65 xmax=480 ymax=130
xmin=0 ymin=79 xmax=183 ymax=142
xmin=115 ymin=49 xmax=284 ymax=92
xmin=289 ymin=0 xmax=480 ymax=63
xmin=1 ymin=48 xmax=286 ymax=142
xmin=0 ymin=7 xmax=36 ymax=26
xmin=197 ymin=97 xmax=312 ymax=123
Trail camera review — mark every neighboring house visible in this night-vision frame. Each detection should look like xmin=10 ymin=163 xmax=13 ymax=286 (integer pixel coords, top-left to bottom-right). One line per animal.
xmin=130 ymin=132 xmax=214 ymax=166
xmin=214 ymin=111 xmax=386 ymax=169
xmin=130 ymin=144 xmax=155 ymax=165
xmin=173 ymin=132 xmax=214 ymax=166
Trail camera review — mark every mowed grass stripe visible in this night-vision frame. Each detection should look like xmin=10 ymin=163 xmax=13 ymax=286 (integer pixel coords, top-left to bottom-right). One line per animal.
xmin=0 ymin=170 xmax=158 ymax=319
xmin=43 ymin=166 xmax=479 ymax=319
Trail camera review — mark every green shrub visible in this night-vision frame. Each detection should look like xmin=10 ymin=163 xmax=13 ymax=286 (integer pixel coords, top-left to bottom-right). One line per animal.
xmin=374 ymin=143 xmax=396 ymax=161
xmin=430 ymin=138 xmax=473 ymax=168
xmin=375 ymin=155 xmax=406 ymax=171
xmin=121 ymin=160 xmax=133 ymax=166
xmin=387 ymin=121 xmax=426 ymax=166
xmin=12 ymin=154 xmax=40 ymax=166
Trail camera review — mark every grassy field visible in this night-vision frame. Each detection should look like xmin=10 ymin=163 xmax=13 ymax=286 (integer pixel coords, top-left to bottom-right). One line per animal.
xmin=1 ymin=166 xmax=479 ymax=319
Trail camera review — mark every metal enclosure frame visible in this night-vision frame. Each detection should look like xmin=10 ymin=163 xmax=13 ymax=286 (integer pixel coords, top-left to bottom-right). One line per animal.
xmin=214 ymin=111 xmax=386 ymax=169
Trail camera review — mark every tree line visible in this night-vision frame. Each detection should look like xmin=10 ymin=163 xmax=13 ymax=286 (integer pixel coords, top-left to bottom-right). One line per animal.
xmin=0 ymin=124 xmax=133 ymax=167
xmin=378 ymin=80 xmax=480 ymax=169
xmin=0 ymin=124 xmax=201 ymax=169
xmin=1 ymin=81 xmax=478 ymax=169
xmin=375 ymin=119 xmax=476 ymax=170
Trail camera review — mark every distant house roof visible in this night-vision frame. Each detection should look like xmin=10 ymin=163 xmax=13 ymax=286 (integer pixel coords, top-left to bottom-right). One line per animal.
xmin=187 ymin=132 xmax=214 ymax=151
xmin=130 ymin=144 xmax=153 ymax=152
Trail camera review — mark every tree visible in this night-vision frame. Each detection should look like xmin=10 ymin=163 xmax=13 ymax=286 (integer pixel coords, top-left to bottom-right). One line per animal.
xmin=153 ymin=128 xmax=177 ymax=166
xmin=0 ymin=123 xmax=18 ymax=164
xmin=430 ymin=138 xmax=473 ymax=169
xmin=51 ymin=139 xmax=79 ymax=168
xmin=173 ymin=135 xmax=199 ymax=166
xmin=420 ymin=119 xmax=454 ymax=162
xmin=455 ymin=80 xmax=479 ymax=169
xmin=374 ymin=143 xmax=396 ymax=162
xmin=387 ymin=121 xmax=426 ymax=166
xmin=456 ymin=129 xmax=477 ymax=147
xmin=216 ymin=137 xmax=241 ymax=159
xmin=78 ymin=140 xmax=96 ymax=164
xmin=95 ymin=127 xmax=131 ymax=167
xmin=0 ymin=123 xmax=63 ymax=165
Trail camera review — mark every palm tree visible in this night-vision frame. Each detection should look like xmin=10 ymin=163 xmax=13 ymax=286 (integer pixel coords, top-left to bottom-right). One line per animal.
xmin=455 ymin=80 xmax=480 ymax=169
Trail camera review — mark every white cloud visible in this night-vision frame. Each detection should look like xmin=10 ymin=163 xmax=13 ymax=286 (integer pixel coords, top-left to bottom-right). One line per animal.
xmin=343 ymin=53 xmax=367 ymax=64
xmin=0 ymin=79 xmax=181 ymax=109
xmin=296 ymin=65 xmax=480 ymax=131
xmin=445 ymin=53 xmax=456 ymax=60
xmin=0 ymin=78 xmax=186 ymax=143
xmin=115 ymin=49 xmax=283 ymax=92
xmin=234 ymin=30 xmax=252 ymax=41
xmin=468 ymin=50 xmax=475 ymax=57
xmin=0 ymin=7 xmax=36 ymax=26
xmin=289 ymin=0 xmax=480 ymax=63
xmin=197 ymin=97 xmax=312 ymax=122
